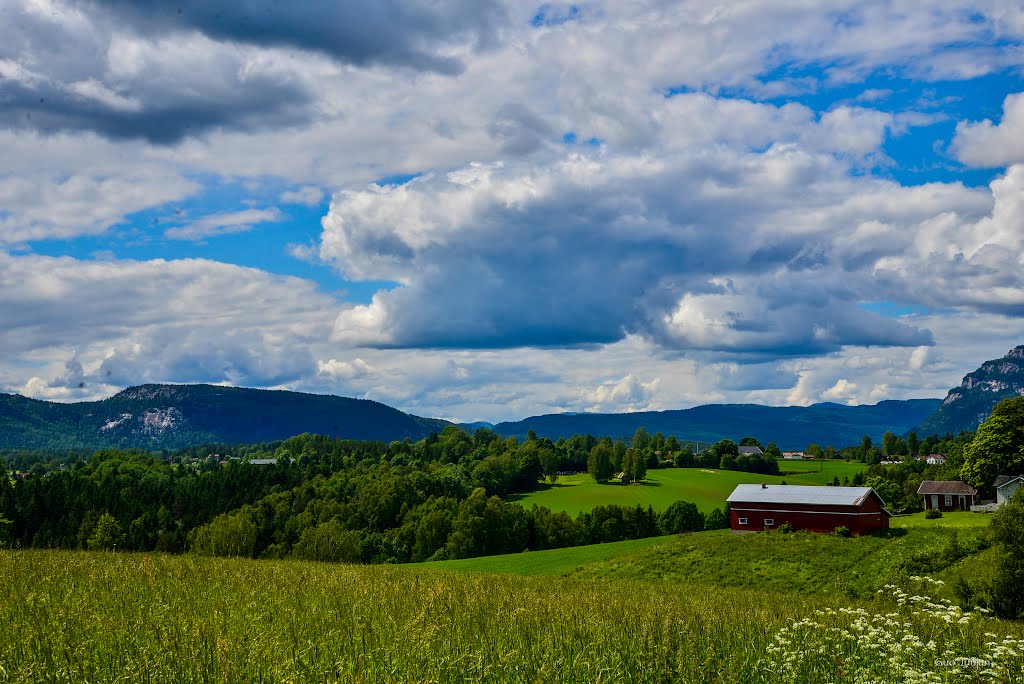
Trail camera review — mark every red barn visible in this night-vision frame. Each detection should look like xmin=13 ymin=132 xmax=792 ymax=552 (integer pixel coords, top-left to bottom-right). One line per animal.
xmin=726 ymin=484 xmax=891 ymax=535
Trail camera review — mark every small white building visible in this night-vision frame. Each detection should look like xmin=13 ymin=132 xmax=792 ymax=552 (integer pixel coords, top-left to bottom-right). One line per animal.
xmin=925 ymin=454 xmax=947 ymax=465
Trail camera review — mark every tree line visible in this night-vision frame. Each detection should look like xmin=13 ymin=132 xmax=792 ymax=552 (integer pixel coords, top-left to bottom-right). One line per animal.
xmin=0 ymin=427 xmax=729 ymax=562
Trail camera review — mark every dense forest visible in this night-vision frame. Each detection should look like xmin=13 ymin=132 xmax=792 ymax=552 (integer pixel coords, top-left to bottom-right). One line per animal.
xmin=0 ymin=427 xmax=728 ymax=563
xmin=1 ymin=415 xmax=999 ymax=564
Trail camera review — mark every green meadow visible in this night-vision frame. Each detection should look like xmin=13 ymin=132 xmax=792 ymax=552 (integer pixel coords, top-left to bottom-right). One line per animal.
xmin=423 ymin=518 xmax=994 ymax=598
xmin=420 ymin=535 xmax=667 ymax=576
xmin=509 ymin=460 xmax=867 ymax=515
xmin=4 ymin=514 xmax=1023 ymax=684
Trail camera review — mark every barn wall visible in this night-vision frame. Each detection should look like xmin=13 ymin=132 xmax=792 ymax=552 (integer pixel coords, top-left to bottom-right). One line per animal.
xmin=729 ymin=503 xmax=889 ymax=535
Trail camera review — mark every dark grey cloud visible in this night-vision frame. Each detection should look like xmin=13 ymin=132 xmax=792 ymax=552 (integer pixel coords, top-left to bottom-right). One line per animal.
xmin=0 ymin=0 xmax=504 ymax=143
xmin=0 ymin=72 xmax=313 ymax=144
xmin=0 ymin=1 xmax=318 ymax=143
xmin=323 ymin=150 xmax=953 ymax=357
xmin=87 ymin=0 xmax=506 ymax=74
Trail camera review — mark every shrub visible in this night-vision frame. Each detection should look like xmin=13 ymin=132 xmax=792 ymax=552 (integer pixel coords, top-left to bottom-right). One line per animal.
xmin=924 ymin=509 xmax=942 ymax=519
xmin=833 ymin=526 xmax=851 ymax=537
xmin=778 ymin=522 xmax=794 ymax=534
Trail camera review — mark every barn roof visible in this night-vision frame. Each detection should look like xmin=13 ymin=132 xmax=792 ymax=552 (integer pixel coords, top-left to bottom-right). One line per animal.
xmin=916 ymin=480 xmax=977 ymax=495
xmin=726 ymin=484 xmax=879 ymax=507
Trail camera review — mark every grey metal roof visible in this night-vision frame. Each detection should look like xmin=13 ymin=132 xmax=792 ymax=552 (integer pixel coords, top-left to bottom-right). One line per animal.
xmin=737 ymin=446 xmax=763 ymax=455
xmin=994 ymin=475 xmax=1024 ymax=489
xmin=726 ymin=484 xmax=877 ymax=506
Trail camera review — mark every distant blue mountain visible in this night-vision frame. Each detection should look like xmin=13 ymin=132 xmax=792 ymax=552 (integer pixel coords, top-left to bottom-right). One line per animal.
xmin=0 ymin=384 xmax=451 ymax=450
xmin=491 ymin=399 xmax=942 ymax=449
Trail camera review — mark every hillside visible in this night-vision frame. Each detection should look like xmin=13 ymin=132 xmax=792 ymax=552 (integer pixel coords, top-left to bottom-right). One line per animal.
xmin=0 ymin=384 xmax=451 ymax=450
xmin=914 ymin=345 xmax=1024 ymax=437
xmin=509 ymin=461 xmax=866 ymax=515
xmin=493 ymin=399 xmax=941 ymax=448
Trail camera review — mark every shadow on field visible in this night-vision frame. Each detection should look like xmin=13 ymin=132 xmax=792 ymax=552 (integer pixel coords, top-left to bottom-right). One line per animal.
xmin=870 ymin=528 xmax=908 ymax=539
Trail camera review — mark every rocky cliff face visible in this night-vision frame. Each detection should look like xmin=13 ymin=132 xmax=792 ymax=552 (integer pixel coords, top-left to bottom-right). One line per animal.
xmin=915 ymin=346 xmax=1024 ymax=437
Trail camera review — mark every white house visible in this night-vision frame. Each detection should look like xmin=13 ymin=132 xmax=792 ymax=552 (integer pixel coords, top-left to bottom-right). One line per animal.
xmin=994 ymin=475 xmax=1024 ymax=506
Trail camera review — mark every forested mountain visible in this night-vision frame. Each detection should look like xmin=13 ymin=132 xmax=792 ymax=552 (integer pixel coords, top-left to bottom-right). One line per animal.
xmin=0 ymin=384 xmax=450 ymax=450
xmin=492 ymin=400 xmax=941 ymax=448
xmin=914 ymin=346 xmax=1024 ymax=438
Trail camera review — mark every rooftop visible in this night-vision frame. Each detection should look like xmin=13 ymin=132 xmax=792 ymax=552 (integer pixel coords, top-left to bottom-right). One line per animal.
xmin=994 ymin=475 xmax=1024 ymax=489
xmin=726 ymin=484 xmax=877 ymax=507
xmin=916 ymin=480 xmax=977 ymax=495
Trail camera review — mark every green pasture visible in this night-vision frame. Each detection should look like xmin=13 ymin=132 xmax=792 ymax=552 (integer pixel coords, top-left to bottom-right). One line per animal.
xmin=509 ymin=460 xmax=866 ymax=515
xmin=420 ymin=535 xmax=666 ymax=576
xmin=421 ymin=523 xmax=989 ymax=599
xmin=891 ymin=510 xmax=994 ymax=529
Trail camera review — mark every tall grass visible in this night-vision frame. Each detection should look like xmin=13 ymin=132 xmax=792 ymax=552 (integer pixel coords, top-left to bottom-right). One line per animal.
xmin=2 ymin=550 xmax=1021 ymax=683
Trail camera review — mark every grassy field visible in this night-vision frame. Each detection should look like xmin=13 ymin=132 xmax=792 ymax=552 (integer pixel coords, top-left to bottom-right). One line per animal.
xmin=421 ymin=521 xmax=991 ymax=598
xmin=891 ymin=510 xmax=995 ymax=529
xmin=509 ymin=460 xmax=866 ymax=515
xmin=420 ymin=536 xmax=666 ymax=576
xmin=3 ymin=548 xmax=1023 ymax=683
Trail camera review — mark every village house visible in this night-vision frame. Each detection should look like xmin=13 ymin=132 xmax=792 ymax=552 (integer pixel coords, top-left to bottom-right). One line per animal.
xmin=737 ymin=445 xmax=763 ymax=456
xmin=782 ymin=451 xmax=805 ymax=460
xmin=725 ymin=484 xmax=891 ymax=535
xmin=994 ymin=475 xmax=1023 ymax=506
xmin=917 ymin=481 xmax=977 ymax=512
xmin=923 ymin=454 xmax=947 ymax=465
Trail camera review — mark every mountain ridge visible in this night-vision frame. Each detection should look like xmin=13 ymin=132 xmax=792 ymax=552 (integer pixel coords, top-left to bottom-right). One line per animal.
xmin=491 ymin=398 xmax=942 ymax=448
xmin=0 ymin=383 xmax=451 ymax=450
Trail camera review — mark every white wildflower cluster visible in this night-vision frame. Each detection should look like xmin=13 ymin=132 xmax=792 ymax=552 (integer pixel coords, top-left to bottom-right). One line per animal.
xmin=878 ymin=583 xmax=971 ymax=625
xmin=761 ymin=577 xmax=1024 ymax=683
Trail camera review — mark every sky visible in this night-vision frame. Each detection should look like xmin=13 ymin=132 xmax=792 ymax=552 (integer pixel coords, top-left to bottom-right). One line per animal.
xmin=1 ymin=0 xmax=1023 ymax=423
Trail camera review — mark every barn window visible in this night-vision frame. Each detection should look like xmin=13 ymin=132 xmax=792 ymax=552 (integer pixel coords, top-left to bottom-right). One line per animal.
xmin=738 ymin=517 xmax=748 ymax=525
xmin=944 ymin=495 xmax=952 ymax=506
xmin=764 ymin=518 xmax=774 ymax=526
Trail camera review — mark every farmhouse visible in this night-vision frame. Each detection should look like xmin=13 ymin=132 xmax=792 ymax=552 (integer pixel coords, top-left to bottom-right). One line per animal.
xmin=726 ymin=484 xmax=890 ymax=535
xmin=917 ymin=481 xmax=977 ymax=511
xmin=994 ymin=475 xmax=1024 ymax=506
xmin=737 ymin=446 xmax=763 ymax=456
xmin=924 ymin=454 xmax=947 ymax=465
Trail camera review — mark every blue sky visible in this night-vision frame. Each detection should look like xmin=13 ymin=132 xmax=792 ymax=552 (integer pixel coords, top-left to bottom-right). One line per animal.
xmin=1 ymin=1 xmax=1023 ymax=422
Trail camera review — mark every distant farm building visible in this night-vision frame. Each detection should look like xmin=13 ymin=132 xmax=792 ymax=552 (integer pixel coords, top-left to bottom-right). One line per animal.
xmin=923 ymin=454 xmax=947 ymax=465
xmin=726 ymin=484 xmax=890 ymax=535
xmin=248 ymin=458 xmax=279 ymax=466
xmin=917 ymin=481 xmax=977 ymax=512
xmin=782 ymin=451 xmax=806 ymax=460
xmin=738 ymin=446 xmax=764 ymax=456
xmin=994 ymin=476 xmax=1024 ymax=507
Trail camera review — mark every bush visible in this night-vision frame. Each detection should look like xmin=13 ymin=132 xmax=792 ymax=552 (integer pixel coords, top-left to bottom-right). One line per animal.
xmin=924 ymin=509 xmax=942 ymax=519
xmin=834 ymin=526 xmax=851 ymax=538
xmin=778 ymin=522 xmax=794 ymax=534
